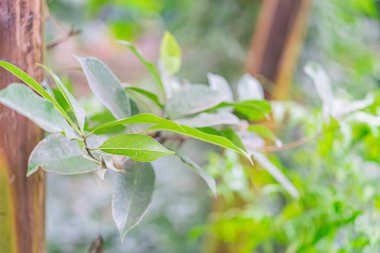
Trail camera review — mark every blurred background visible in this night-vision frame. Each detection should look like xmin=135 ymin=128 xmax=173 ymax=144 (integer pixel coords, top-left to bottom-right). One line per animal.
xmin=45 ymin=0 xmax=380 ymax=252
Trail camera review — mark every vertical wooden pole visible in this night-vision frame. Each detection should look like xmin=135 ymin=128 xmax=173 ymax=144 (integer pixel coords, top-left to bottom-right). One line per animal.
xmin=0 ymin=1 xmax=45 ymax=253
xmin=246 ymin=0 xmax=312 ymax=99
xmin=203 ymin=1 xmax=312 ymax=252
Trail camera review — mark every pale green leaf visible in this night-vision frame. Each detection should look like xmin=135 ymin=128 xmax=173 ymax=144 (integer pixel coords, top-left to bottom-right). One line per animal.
xmin=177 ymin=154 xmax=217 ymax=197
xmin=237 ymin=74 xmax=264 ymax=101
xmin=77 ymin=57 xmax=131 ymax=119
xmin=160 ymin=32 xmax=181 ymax=75
xmin=304 ymin=62 xmax=333 ymax=119
xmin=252 ymin=151 xmax=299 ymax=198
xmin=165 ymin=85 xmax=226 ymax=119
xmin=99 ymin=134 xmax=174 ymax=162
xmin=175 ymin=112 xmax=239 ymax=127
xmin=0 ymin=60 xmax=75 ymax=128
xmin=0 ymin=83 xmax=75 ymax=138
xmin=28 ymin=134 xmax=98 ymax=176
xmin=111 ymin=162 xmax=155 ymax=240
xmin=207 ymin=73 xmax=233 ymax=102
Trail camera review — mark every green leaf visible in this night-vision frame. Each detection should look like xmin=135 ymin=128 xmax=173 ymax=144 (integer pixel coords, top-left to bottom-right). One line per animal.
xmin=165 ymin=85 xmax=226 ymax=119
xmin=211 ymin=100 xmax=271 ymax=121
xmin=174 ymin=112 xmax=239 ymax=127
xmin=125 ymin=88 xmax=159 ymax=115
xmin=41 ymin=65 xmax=86 ymax=131
xmin=125 ymin=86 xmax=163 ymax=109
xmin=88 ymin=109 xmax=126 ymax=134
xmin=111 ymin=162 xmax=155 ymax=240
xmin=237 ymin=74 xmax=264 ymax=101
xmin=119 ymin=41 xmax=166 ymax=101
xmin=0 ymin=60 xmax=75 ymax=128
xmin=76 ymin=57 xmax=132 ymax=119
xmin=248 ymin=125 xmax=282 ymax=146
xmin=252 ymin=152 xmax=299 ymax=198
xmin=28 ymin=134 xmax=98 ymax=176
xmin=91 ymin=113 xmax=251 ymax=161
xmin=99 ymin=134 xmax=174 ymax=162
xmin=0 ymin=83 xmax=75 ymax=138
xmin=219 ymin=128 xmax=246 ymax=151
xmin=159 ymin=32 xmax=182 ymax=75
xmin=177 ymin=154 xmax=217 ymax=197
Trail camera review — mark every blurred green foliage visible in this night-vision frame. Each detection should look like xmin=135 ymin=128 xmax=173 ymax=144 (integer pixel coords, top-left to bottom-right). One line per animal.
xmin=48 ymin=0 xmax=259 ymax=81
xmin=46 ymin=0 xmax=380 ymax=252
xmin=298 ymin=0 xmax=380 ymax=98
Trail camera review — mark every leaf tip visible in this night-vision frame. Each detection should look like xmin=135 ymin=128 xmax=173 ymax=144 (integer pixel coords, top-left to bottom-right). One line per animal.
xmin=26 ymin=165 xmax=38 ymax=177
xmin=117 ymin=40 xmax=132 ymax=47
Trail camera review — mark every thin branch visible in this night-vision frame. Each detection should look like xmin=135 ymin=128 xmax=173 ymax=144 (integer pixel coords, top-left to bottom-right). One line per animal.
xmin=47 ymin=28 xmax=81 ymax=50
xmin=258 ymin=134 xmax=317 ymax=153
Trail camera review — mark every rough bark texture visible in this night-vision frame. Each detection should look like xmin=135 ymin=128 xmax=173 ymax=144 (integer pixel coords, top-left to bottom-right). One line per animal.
xmin=0 ymin=1 xmax=45 ymax=253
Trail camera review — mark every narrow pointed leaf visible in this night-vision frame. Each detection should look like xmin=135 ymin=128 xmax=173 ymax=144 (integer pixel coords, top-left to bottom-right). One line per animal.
xmin=125 ymin=86 xmax=163 ymax=109
xmin=28 ymin=134 xmax=98 ymax=176
xmin=160 ymin=32 xmax=181 ymax=75
xmin=0 ymin=83 xmax=75 ymax=138
xmin=252 ymin=151 xmax=299 ymax=198
xmin=119 ymin=41 xmax=166 ymax=101
xmin=77 ymin=57 xmax=131 ymax=119
xmin=177 ymin=154 xmax=217 ymax=197
xmin=42 ymin=65 xmax=86 ymax=131
xmin=0 ymin=61 xmax=75 ymax=127
xmin=99 ymin=134 xmax=174 ymax=162
xmin=91 ymin=113 xmax=251 ymax=161
xmin=112 ymin=162 xmax=155 ymax=240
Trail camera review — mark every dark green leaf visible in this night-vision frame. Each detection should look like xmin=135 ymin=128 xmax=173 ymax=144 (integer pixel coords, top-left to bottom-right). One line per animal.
xmin=210 ymin=100 xmax=271 ymax=121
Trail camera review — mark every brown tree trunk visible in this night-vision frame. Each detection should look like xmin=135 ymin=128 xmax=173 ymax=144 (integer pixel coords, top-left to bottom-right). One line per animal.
xmin=0 ymin=1 xmax=45 ymax=253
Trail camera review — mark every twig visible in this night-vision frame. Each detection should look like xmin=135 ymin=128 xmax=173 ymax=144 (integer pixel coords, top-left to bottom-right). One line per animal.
xmin=258 ymin=134 xmax=317 ymax=152
xmin=47 ymin=28 xmax=81 ymax=50
xmin=88 ymin=235 xmax=103 ymax=253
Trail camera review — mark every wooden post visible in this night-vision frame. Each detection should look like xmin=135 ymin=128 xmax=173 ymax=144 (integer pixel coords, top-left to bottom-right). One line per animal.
xmin=0 ymin=1 xmax=45 ymax=253
xmin=203 ymin=1 xmax=312 ymax=252
xmin=246 ymin=0 xmax=312 ymax=99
